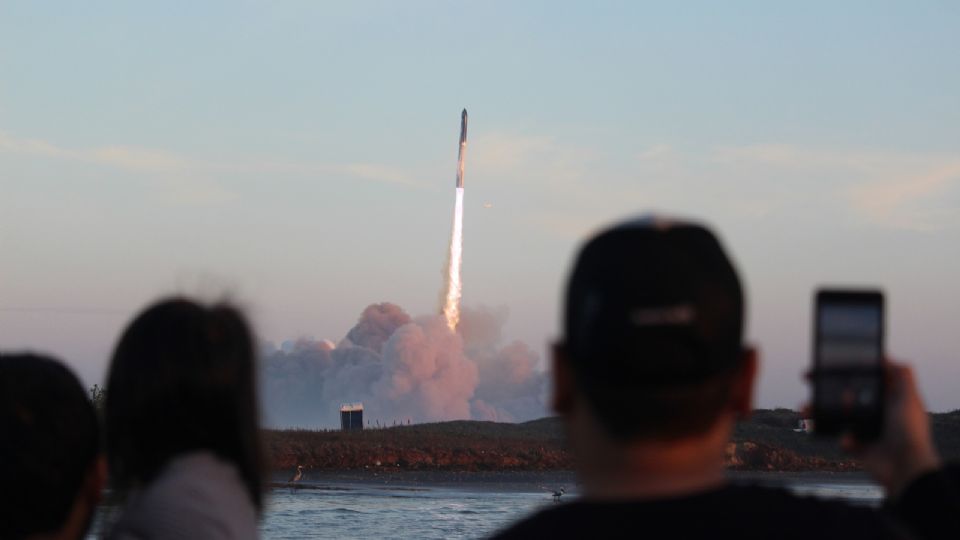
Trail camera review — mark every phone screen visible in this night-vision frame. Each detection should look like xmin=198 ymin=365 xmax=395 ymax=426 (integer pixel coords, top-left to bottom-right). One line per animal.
xmin=813 ymin=290 xmax=884 ymax=437
xmin=817 ymin=304 xmax=882 ymax=368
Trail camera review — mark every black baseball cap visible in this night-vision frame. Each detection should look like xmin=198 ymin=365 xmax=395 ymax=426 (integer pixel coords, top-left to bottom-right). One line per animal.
xmin=564 ymin=215 xmax=745 ymax=387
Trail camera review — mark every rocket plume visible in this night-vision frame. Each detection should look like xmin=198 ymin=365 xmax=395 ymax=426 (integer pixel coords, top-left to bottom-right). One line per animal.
xmin=259 ymin=113 xmax=550 ymax=427
xmin=442 ymin=187 xmax=465 ymax=330
xmin=442 ymin=109 xmax=468 ymax=331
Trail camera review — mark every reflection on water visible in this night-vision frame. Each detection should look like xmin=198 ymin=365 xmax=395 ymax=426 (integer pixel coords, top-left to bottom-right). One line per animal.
xmin=732 ymin=472 xmax=883 ymax=508
xmin=783 ymin=480 xmax=883 ymax=507
xmin=89 ymin=475 xmax=883 ymax=539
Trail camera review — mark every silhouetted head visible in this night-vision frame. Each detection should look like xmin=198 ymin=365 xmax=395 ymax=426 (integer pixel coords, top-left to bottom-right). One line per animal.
xmin=0 ymin=353 xmax=105 ymax=540
xmin=105 ymin=297 xmax=264 ymax=509
xmin=555 ymin=216 xmax=753 ymax=441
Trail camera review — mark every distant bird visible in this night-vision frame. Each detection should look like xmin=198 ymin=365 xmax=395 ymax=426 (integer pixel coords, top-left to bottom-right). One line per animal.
xmin=542 ymin=486 xmax=566 ymax=502
xmin=288 ymin=465 xmax=303 ymax=484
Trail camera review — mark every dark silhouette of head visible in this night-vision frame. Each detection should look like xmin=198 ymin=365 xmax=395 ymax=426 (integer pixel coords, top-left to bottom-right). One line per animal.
xmin=0 ymin=353 xmax=104 ymax=540
xmin=105 ymin=297 xmax=264 ymax=509
xmin=556 ymin=216 xmax=748 ymax=441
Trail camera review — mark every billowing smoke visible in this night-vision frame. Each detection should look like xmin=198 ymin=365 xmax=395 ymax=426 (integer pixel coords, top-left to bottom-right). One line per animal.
xmin=260 ymin=303 xmax=549 ymax=428
xmin=344 ymin=303 xmax=411 ymax=351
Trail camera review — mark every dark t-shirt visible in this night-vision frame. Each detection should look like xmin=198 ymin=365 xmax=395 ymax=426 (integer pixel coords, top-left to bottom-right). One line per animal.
xmin=492 ymin=468 xmax=960 ymax=540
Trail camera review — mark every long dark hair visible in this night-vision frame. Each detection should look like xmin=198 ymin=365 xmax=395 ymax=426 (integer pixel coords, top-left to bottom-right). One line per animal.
xmin=105 ymin=297 xmax=264 ymax=509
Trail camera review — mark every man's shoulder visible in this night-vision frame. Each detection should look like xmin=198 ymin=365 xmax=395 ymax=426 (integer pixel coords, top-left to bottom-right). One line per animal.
xmin=489 ymin=485 xmax=907 ymax=540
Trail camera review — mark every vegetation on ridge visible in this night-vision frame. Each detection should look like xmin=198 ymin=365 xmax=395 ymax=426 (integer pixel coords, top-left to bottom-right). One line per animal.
xmin=265 ymin=410 xmax=960 ymax=473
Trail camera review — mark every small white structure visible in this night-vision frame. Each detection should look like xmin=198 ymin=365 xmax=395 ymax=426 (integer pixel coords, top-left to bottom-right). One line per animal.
xmin=340 ymin=402 xmax=364 ymax=431
xmin=793 ymin=418 xmax=814 ymax=433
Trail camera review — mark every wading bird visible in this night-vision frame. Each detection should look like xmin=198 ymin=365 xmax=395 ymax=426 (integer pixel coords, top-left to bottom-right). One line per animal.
xmin=289 ymin=465 xmax=303 ymax=484
xmin=541 ymin=486 xmax=565 ymax=502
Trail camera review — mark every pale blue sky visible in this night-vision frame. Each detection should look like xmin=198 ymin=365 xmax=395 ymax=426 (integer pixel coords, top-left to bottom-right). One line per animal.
xmin=2 ymin=1 xmax=959 ymax=410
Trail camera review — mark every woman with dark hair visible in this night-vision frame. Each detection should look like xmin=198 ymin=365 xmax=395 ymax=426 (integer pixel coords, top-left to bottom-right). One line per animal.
xmin=105 ymin=297 xmax=264 ymax=539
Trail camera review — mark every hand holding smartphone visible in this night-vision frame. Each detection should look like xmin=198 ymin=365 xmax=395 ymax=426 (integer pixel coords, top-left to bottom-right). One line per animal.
xmin=811 ymin=289 xmax=885 ymax=440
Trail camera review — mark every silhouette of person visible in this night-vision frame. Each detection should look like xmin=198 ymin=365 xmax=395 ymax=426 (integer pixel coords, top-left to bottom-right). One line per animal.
xmin=104 ymin=298 xmax=265 ymax=540
xmin=0 ymin=353 xmax=107 ymax=540
xmin=492 ymin=215 xmax=958 ymax=539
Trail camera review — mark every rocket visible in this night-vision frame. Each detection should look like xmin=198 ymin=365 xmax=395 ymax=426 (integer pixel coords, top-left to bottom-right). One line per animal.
xmin=456 ymin=109 xmax=467 ymax=188
xmin=442 ymin=109 xmax=468 ymax=331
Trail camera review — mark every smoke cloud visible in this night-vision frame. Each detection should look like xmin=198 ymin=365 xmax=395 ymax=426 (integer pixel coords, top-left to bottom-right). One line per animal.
xmin=260 ymin=303 xmax=549 ymax=428
xmin=344 ymin=303 xmax=411 ymax=352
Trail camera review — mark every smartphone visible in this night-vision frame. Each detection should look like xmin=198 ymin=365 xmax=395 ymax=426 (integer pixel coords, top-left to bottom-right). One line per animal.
xmin=811 ymin=289 xmax=885 ymax=440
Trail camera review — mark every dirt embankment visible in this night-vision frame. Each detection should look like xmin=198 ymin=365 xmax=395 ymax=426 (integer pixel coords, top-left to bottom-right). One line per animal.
xmin=266 ymin=419 xmax=571 ymax=472
xmin=265 ymin=410 xmax=960 ymax=473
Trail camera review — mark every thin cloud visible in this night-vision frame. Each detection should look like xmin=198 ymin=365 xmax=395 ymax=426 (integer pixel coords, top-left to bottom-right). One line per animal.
xmin=333 ymin=163 xmax=422 ymax=188
xmin=712 ymin=143 xmax=960 ymax=231
xmin=0 ymin=131 xmax=186 ymax=172
xmin=88 ymin=145 xmax=186 ymax=172
xmin=848 ymin=162 xmax=960 ymax=232
xmin=636 ymin=144 xmax=673 ymax=162
xmin=0 ymin=129 xmax=231 ymax=205
xmin=470 ymin=132 xmax=602 ymax=192
xmin=471 ymin=132 xmax=558 ymax=170
xmin=712 ymin=143 xmax=814 ymax=166
xmin=0 ymin=131 xmax=64 ymax=158
xmin=0 ymin=129 xmax=426 ymax=195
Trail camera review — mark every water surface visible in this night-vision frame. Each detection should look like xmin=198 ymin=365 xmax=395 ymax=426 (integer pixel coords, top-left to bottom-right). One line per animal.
xmin=90 ymin=472 xmax=883 ymax=539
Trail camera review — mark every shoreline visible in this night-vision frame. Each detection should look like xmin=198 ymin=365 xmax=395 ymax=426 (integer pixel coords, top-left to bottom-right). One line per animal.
xmin=268 ymin=469 xmax=878 ymax=493
xmin=265 ymin=412 xmax=959 ymax=476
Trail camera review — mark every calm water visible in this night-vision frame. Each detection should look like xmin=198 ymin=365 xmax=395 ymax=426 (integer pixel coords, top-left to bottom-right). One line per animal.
xmin=91 ymin=474 xmax=883 ymax=539
xmin=261 ymin=483 xmax=549 ymax=539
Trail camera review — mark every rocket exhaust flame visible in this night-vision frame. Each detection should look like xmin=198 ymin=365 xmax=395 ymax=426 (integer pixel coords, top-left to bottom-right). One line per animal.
xmin=442 ymin=188 xmax=465 ymax=330
xmin=442 ymin=110 xmax=468 ymax=331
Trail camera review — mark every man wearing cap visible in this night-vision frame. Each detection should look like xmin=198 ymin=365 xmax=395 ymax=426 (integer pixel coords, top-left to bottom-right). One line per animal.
xmin=492 ymin=216 xmax=958 ymax=539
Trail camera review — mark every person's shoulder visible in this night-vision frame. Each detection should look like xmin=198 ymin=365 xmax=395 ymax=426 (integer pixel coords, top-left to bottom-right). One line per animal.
xmin=110 ymin=452 xmax=257 ymax=540
xmin=489 ymin=486 xmax=911 ymax=540
xmin=489 ymin=502 xmax=592 ymax=540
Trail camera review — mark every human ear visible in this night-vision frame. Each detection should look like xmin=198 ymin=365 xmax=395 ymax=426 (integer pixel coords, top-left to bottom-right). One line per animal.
xmin=730 ymin=346 xmax=759 ymax=418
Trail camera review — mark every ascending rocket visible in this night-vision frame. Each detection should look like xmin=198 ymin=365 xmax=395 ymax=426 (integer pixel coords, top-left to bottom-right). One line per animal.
xmin=456 ymin=109 xmax=468 ymax=188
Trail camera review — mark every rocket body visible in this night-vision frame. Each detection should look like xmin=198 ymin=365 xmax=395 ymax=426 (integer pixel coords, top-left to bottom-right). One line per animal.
xmin=456 ymin=109 xmax=468 ymax=188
